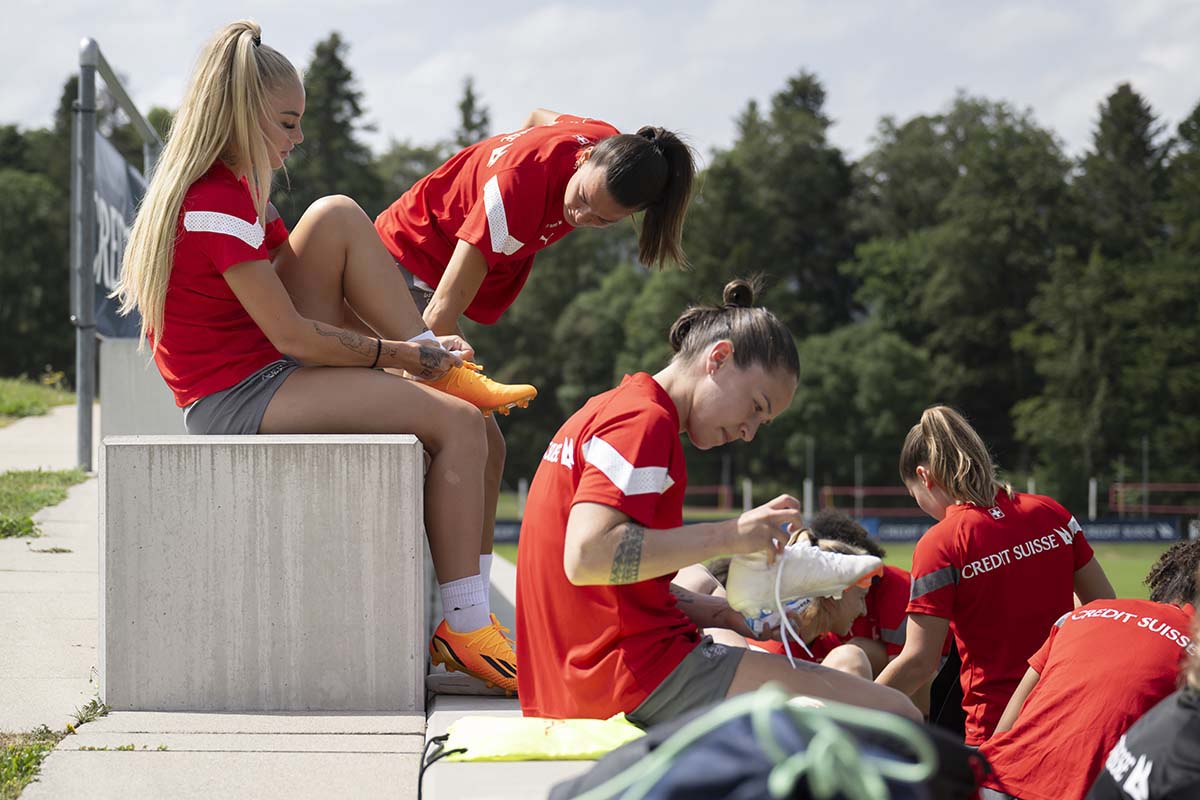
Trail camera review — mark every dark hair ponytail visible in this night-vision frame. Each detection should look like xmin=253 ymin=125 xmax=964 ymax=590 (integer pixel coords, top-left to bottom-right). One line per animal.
xmin=668 ymin=278 xmax=799 ymax=377
xmin=589 ymin=126 xmax=696 ymax=269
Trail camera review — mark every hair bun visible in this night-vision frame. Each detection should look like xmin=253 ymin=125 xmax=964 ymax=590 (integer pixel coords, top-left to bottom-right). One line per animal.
xmin=722 ymin=278 xmax=756 ymax=308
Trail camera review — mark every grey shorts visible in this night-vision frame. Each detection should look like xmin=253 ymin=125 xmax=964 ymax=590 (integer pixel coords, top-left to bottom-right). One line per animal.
xmin=979 ymin=789 xmax=1019 ymax=800
xmin=396 ymin=260 xmax=434 ymax=314
xmin=183 ymin=357 xmax=302 ymax=435
xmin=626 ymin=636 xmax=746 ymax=728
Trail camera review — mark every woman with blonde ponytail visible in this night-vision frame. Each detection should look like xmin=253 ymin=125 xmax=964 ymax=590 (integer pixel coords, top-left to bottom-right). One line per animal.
xmin=114 ymin=20 xmax=523 ymax=693
xmin=877 ymin=404 xmax=1114 ymax=745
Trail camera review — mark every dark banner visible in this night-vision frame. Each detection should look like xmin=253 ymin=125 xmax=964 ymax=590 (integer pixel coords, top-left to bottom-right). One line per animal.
xmin=92 ymin=132 xmax=146 ymax=338
xmin=860 ymin=515 xmax=1180 ymax=543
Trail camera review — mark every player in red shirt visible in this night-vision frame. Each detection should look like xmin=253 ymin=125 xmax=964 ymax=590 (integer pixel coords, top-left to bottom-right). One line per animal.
xmin=114 ymin=21 xmax=521 ymax=692
xmin=876 ymin=405 xmax=1115 ymax=745
xmin=515 ymin=279 xmax=919 ymax=726
xmin=977 ymin=541 xmax=1199 ymax=800
xmin=376 ymin=109 xmax=698 ymax=597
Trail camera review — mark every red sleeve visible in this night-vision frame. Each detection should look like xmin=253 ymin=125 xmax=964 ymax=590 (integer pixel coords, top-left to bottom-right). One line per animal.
xmin=1068 ymin=514 xmax=1094 ymax=569
xmin=872 ymin=567 xmax=913 ymax=656
xmin=264 ymin=202 xmax=289 ymax=251
xmin=573 ymin=407 xmax=678 ymax=529
xmin=181 ymin=184 xmax=270 ymax=273
xmin=456 ymin=166 xmax=549 ymax=269
xmin=906 ymin=524 xmax=958 ymax=620
xmin=1028 ymin=616 xmax=1064 ymax=673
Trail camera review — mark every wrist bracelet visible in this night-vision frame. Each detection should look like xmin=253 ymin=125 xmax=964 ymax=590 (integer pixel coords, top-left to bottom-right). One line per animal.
xmin=369 ymin=337 xmax=382 ymax=369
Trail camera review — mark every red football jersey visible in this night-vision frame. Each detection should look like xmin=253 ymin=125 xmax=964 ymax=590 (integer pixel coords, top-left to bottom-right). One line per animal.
xmin=847 ymin=564 xmax=912 ymax=656
xmin=758 ymin=632 xmax=843 ymax=661
xmin=906 ymin=491 xmax=1095 ymax=745
xmin=154 ymin=161 xmax=289 ymax=407
xmin=981 ymin=600 xmax=1195 ymax=800
xmin=515 ymin=373 xmax=699 ymax=719
xmin=375 ymin=115 xmax=620 ymax=324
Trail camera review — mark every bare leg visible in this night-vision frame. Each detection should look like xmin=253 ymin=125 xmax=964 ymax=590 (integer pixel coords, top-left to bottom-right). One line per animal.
xmin=846 ymin=637 xmax=890 ymax=677
xmin=674 ymin=564 xmax=722 ymax=595
xmin=820 ymin=644 xmax=873 ymax=680
xmin=265 ymin=195 xmax=488 ymax=585
xmin=482 ymin=414 xmax=504 ymax=553
xmin=727 ymin=650 xmax=921 ymax=722
xmin=261 ymin=368 xmax=485 ymax=584
xmin=274 ymin=195 xmax=426 ymax=339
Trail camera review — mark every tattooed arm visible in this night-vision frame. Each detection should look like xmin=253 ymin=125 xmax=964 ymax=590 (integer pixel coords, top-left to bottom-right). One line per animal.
xmin=562 ymin=498 xmax=799 ymax=587
xmin=221 ymin=259 xmax=461 ymax=378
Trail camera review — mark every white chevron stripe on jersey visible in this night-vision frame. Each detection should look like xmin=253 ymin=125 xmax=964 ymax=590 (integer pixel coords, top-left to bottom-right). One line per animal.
xmin=183 ymin=211 xmax=265 ymax=249
xmin=581 ymin=436 xmax=675 ymax=496
xmin=482 ymin=175 xmax=525 ymax=256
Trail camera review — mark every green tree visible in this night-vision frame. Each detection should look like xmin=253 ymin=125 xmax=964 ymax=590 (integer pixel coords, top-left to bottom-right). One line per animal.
xmin=375 ymin=138 xmax=450 ymax=200
xmin=453 ymin=77 xmax=491 ymax=149
xmin=0 ymin=169 xmax=73 ymax=377
xmin=274 ymin=32 xmax=383 ymax=222
xmin=682 ymin=72 xmax=857 ymax=338
xmin=1164 ymin=100 xmax=1200 ymax=255
xmin=1073 ymin=83 xmax=1169 ymax=262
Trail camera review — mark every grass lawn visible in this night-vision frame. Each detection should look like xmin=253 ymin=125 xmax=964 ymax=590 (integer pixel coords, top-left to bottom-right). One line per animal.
xmin=0 ymin=470 xmax=88 ymax=538
xmin=0 ymin=377 xmax=74 ymax=430
xmin=493 ymin=537 xmax=1174 ymax=600
xmin=0 ymin=727 xmax=62 ymax=800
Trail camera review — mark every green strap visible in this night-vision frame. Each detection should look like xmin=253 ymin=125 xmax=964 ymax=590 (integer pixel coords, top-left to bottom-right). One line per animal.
xmin=571 ymin=684 xmax=938 ymax=800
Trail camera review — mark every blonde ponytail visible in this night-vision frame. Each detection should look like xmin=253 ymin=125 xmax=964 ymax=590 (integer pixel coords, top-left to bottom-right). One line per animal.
xmin=114 ymin=20 xmax=297 ymax=349
xmin=898 ymin=405 xmax=1012 ymax=507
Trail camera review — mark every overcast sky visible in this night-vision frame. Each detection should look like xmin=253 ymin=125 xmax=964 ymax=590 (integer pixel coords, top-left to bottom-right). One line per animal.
xmin=7 ymin=0 xmax=1200 ymax=166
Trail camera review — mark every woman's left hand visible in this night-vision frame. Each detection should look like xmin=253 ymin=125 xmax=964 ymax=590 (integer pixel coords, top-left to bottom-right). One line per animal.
xmin=436 ymin=335 xmax=475 ymax=362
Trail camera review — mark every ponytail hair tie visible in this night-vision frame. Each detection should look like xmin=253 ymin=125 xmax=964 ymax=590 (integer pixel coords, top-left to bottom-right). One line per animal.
xmin=252 ymin=34 xmax=261 ymax=47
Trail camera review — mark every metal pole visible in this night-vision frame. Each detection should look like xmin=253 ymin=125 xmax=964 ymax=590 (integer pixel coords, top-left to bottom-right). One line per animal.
xmin=802 ymin=478 xmax=814 ymax=524
xmin=1027 ymin=477 xmax=1036 ymax=495
xmin=1117 ymin=457 xmax=1126 ymax=519
xmin=854 ymin=454 xmax=863 ymax=519
xmin=1142 ymin=435 xmax=1149 ymax=518
xmin=1088 ymin=478 xmax=1097 ymax=521
xmin=742 ymin=478 xmax=752 ymax=512
xmin=517 ymin=478 xmax=528 ymax=518
xmin=74 ymin=39 xmax=99 ymax=472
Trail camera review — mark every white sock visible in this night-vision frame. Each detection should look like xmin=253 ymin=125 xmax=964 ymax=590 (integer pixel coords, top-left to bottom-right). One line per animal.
xmin=440 ymin=575 xmax=490 ymax=632
xmin=479 ymin=553 xmax=493 ymax=587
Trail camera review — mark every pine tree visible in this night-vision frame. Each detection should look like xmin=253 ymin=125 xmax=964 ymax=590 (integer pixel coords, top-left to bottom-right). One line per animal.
xmin=275 ymin=32 xmax=383 ymax=222
xmin=453 ymin=77 xmax=491 ymax=149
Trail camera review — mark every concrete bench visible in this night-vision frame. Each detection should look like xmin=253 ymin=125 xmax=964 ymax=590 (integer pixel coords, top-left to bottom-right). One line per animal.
xmin=99 ymin=435 xmax=426 ymax=713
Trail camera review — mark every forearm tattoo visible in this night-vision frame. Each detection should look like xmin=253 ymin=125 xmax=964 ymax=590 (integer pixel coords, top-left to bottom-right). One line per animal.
xmin=314 ymin=322 xmax=373 ymax=357
xmin=416 ymin=343 xmax=449 ymax=379
xmin=610 ymin=523 xmax=645 ymax=584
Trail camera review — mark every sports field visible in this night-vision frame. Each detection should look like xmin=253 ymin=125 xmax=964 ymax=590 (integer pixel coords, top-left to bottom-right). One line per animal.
xmin=492 ymin=539 xmax=1177 ymax=600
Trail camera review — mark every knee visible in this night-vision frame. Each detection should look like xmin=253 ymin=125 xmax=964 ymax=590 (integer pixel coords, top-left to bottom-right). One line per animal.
xmin=821 ymin=644 xmax=872 ymax=680
xmin=305 ymin=194 xmax=367 ymax=224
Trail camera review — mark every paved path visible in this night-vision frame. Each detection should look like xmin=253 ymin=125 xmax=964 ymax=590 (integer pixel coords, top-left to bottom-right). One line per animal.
xmin=1 ymin=407 xmax=572 ymax=798
xmin=0 ymin=403 xmax=98 ymax=473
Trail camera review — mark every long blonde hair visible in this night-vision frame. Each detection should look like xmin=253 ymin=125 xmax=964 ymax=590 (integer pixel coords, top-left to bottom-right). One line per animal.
xmin=899 ymin=405 xmax=1012 ymax=507
xmin=114 ymin=20 xmax=297 ymax=349
xmin=794 ymin=534 xmax=867 ymax=635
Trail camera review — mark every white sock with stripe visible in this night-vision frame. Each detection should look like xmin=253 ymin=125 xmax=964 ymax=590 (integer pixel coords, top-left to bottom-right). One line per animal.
xmin=440 ymin=575 xmax=490 ymax=632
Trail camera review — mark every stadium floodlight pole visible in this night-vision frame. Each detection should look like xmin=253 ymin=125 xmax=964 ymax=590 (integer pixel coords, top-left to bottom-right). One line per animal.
xmin=72 ymin=38 xmax=99 ymax=472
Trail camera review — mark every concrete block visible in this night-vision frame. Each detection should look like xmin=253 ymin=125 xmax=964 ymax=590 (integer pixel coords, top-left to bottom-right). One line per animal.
xmin=100 ymin=435 xmax=426 ymax=712
xmin=82 ymin=710 xmax=425 ymax=735
xmin=98 ymin=337 xmax=186 ymax=437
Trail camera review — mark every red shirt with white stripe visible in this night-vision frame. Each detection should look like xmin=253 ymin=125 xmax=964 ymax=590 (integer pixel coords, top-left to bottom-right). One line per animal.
xmin=515 ymin=373 xmax=698 ymax=719
xmin=980 ymin=600 xmax=1195 ymax=800
xmin=906 ymin=491 xmax=1095 ymax=745
xmin=374 ymin=115 xmax=620 ymax=324
xmin=154 ymin=161 xmax=289 ymax=407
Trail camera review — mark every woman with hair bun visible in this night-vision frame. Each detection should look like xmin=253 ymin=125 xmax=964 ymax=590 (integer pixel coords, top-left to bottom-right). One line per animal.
xmin=514 ymin=279 xmax=920 ymax=726
xmin=877 ymin=405 xmax=1115 ymax=745
xmin=375 ymin=108 xmax=699 ymax=596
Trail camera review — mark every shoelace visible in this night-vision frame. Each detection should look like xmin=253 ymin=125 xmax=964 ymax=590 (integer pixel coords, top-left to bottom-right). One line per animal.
xmin=572 ymin=684 xmax=937 ymax=800
xmin=773 ymin=542 xmax=815 ymax=670
xmin=475 ymin=621 xmax=516 ymax=661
